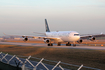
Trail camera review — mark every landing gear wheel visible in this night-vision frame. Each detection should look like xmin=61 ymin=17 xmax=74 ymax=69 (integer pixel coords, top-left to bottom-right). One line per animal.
xmin=66 ymin=42 xmax=71 ymax=46
xmin=66 ymin=44 xmax=68 ymax=46
xmin=50 ymin=44 xmax=53 ymax=46
xmin=48 ymin=43 xmax=53 ymax=46
xmin=57 ymin=43 xmax=61 ymax=46
xmin=48 ymin=44 xmax=50 ymax=46
xmin=73 ymin=44 xmax=76 ymax=47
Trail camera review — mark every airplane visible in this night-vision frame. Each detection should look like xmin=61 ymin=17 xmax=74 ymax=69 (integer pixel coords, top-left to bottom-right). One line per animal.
xmin=18 ymin=19 xmax=101 ymax=46
xmin=4 ymin=19 xmax=104 ymax=46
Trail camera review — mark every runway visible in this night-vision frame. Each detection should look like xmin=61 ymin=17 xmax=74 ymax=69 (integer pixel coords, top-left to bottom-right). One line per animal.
xmin=0 ymin=42 xmax=103 ymax=70
xmin=0 ymin=42 xmax=105 ymax=50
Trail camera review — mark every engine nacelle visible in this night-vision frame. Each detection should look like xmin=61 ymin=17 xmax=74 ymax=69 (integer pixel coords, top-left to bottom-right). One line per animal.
xmin=77 ymin=39 xmax=82 ymax=43
xmin=89 ymin=37 xmax=95 ymax=41
xmin=44 ymin=39 xmax=50 ymax=43
xmin=23 ymin=38 xmax=28 ymax=41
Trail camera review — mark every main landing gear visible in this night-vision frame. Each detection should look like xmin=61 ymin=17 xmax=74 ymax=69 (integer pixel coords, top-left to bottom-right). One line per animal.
xmin=66 ymin=42 xmax=76 ymax=47
xmin=66 ymin=42 xmax=71 ymax=46
xmin=57 ymin=43 xmax=61 ymax=46
xmin=48 ymin=43 xmax=61 ymax=46
xmin=48 ymin=43 xmax=53 ymax=46
xmin=47 ymin=42 xmax=76 ymax=46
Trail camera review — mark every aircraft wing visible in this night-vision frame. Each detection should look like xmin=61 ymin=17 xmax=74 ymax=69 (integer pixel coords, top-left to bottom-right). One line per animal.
xmin=80 ymin=33 xmax=105 ymax=39
xmin=21 ymin=35 xmax=61 ymax=42
xmin=3 ymin=33 xmax=60 ymax=40
xmin=3 ymin=33 xmax=36 ymax=38
xmin=27 ymin=36 xmax=60 ymax=40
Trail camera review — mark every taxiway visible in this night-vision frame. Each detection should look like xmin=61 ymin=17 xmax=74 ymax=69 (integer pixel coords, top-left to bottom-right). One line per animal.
xmin=0 ymin=42 xmax=105 ymax=50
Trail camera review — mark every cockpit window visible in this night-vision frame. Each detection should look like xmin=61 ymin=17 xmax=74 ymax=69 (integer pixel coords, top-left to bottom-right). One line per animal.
xmin=74 ymin=34 xmax=79 ymax=36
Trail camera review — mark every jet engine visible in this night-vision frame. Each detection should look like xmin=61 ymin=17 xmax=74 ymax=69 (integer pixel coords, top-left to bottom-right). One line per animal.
xmin=23 ymin=37 xmax=28 ymax=41
xmin=77 ymin=39 xmax=82 ymax=43
xmin=44 ymin=39 xmax=50 ymax=43
xmin=89 ymin=37 xmax=95 ymax=41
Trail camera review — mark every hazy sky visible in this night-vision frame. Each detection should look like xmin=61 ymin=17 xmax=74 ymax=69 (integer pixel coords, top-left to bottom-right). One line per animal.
xmin=0 ymin=0 xmax=105 ymax=36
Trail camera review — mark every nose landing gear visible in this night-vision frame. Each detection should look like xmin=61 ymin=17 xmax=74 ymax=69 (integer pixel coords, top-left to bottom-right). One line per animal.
xmin=73 ymin=42 xmax=76 ymax=47
xmin=57 ymin=43 xmax=61 ymax=46
xmin=73 ymin=44 xmax=76 ymax=47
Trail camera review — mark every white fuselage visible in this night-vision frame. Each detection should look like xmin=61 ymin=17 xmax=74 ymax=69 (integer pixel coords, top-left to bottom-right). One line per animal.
xmin=45 ymin=31 xmax=80 ymax=42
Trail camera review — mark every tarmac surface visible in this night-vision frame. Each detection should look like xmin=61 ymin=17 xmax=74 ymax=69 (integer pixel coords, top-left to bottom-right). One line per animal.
xmin=0 ymin=42 xmax=105 ymax=50
xmin=0 ymin=41 xmax=103 ymax=70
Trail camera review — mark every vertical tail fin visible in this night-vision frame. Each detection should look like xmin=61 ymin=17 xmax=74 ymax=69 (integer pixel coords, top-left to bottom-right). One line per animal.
xmin=45 ymin=19 xmax=50 ymax=32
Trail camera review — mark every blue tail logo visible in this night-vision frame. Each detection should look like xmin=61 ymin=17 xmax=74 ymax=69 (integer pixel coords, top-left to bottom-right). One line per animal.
xmin=45 ymin=19 xmax=50 ymax=32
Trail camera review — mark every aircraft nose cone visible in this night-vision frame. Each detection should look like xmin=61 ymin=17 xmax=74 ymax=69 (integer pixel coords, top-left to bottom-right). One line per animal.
xmin=78 ymin=36 xmax=80 ymax=40
xmin=76 ymin=36 xmax=80 ymax=40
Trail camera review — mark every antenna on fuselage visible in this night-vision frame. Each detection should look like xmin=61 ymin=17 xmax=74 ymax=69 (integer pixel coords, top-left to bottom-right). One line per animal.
xmin=45 ymin=19 xmax=50 ymax=32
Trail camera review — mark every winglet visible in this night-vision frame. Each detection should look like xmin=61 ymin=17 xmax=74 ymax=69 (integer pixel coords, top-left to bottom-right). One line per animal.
xmin=45 ymin=19 xmax=50 ymax=32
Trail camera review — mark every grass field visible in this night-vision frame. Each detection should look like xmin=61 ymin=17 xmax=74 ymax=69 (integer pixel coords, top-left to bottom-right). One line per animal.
xmin=0 ymin=44 xmax=105 ymax=70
